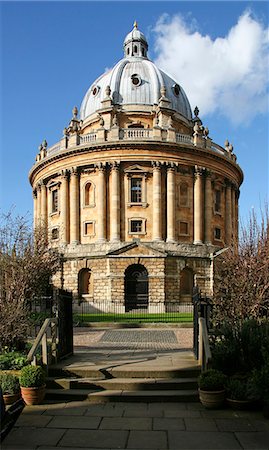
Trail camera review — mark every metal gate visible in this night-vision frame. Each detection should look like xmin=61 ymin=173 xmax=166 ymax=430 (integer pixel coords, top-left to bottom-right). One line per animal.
xmin=193 ymin=287 xmax=212 ymax=358
xmin=124 ymin=264 xmax=149 ymax=312
xmin=54 ymin=289 xmax=73 ymax=359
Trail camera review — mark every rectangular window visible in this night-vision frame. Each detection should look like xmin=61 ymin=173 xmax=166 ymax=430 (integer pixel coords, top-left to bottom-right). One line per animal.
xmin=179 ymin=222 xmax=189 ymax=235
xmin=215 ymin=228 xmax=221 ymax=240
xmin=131 ymin=178 xmax=142 ymax=203
xmin=130 ymin=220 xmax=142 ymax=233
xmin=52 ymin=190 xmax=58 ymax=213
xmin=51 ymin=228 xmax=59 ymax=240
xmin=214 ymin=190 xmax=221 ymax=213
xmin=85 ymin=222 xmax=94 ymax=236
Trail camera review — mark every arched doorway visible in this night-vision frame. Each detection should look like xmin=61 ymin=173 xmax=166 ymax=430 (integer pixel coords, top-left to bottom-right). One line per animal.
xmin=180 ymin=267 xmax=194 ymax=302
xmin=124 ymin=264 xmax=149 ymax=312
xmin=78 ymin=268 xmax=92 ymax=297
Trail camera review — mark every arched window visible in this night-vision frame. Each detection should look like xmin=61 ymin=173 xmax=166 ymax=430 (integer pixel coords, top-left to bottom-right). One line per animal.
xmin=180 ymin=268 xmax=194 ymax=296
xmin=78 ymin=269 xmax=93 ymax=296
xmin=180 ymin=183 xmax=189 ymax=207
xmin=84 ymin=181 xmax=95 ymax=207
xmin=134 ymin=44 xmax=138 ymax=54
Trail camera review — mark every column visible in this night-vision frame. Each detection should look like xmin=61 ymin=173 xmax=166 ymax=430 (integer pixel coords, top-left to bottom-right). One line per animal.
xmin=33 ymin=189 xmax=37 ymax=228
xmin=69 ymin=167 xmax=80 ymax=244
xmin=152 ymin=162 xmax=162 ymax=241
xmin=225 ymin=181 xmax=232 ymax=246
xmin=97 ymin=163 xmax=106 ymax=242
xmin=40 ymin=180 xmax=47 ymax=227
xmin=110 ymin=162 xmax=120 ymax=241
xmin=36 ymin=183 xmax=41 ymax=227
xmin=235 ymin=190 xmax=239 ymax=243
xmin=231 ymin=186 xmax=236 ymax=242
xmin=166 ymin=164 xmax=176 ymax=242
xmin=204 ymin=172 xmax=212 ymax=244
xmin=61 ymin=169 xmax=69 ymax=244
xmin=193 ymin=166 xmax=203 ymax=244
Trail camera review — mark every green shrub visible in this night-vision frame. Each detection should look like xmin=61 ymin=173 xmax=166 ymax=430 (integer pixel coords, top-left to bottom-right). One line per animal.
xmin=248 ymin=359 xmax=269 ymax=401
xmin=226 ymin=377 xmax=249 ymax=401
xmin=0 ymin=373 xmax=20 ymax=394
xmin=211 ymin=319 xmax=269 ymax=376
xmin=19 ymin=365 xmax=46 ymax=388
xmin=0 ymin=351 xmax=28 ymax=370
xmin=198 ymin=369 xmax=227 ymax=391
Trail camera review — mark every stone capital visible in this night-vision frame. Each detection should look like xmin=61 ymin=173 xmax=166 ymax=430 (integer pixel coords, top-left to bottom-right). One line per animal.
xmin=152 ymin=161 xmax=162 ymax=170
xmin=167 ymin=162 xmax=176 ymax=172
xmin=194 ymin=165 xmax=205 ymax=178
xmin=70 ymin=166 xmax=79 ymax=176
xmin=61 ymin=169 xmax=69 ymax=179
xmin=111 ymin=161 xmax=120 ymax=171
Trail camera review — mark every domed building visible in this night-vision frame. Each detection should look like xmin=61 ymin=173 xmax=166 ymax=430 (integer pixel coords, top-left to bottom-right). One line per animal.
xmin=29 ymin=23 xmax=243 ymax=312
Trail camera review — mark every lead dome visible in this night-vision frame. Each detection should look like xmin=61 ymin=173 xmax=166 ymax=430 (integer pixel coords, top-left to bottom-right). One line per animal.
xmin=80 ymin=23 xmax=192 ymax=121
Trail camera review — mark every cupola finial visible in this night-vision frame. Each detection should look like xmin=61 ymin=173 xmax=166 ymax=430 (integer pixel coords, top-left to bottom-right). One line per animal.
xmin=133 ymin=20 xmax=138 ymax=29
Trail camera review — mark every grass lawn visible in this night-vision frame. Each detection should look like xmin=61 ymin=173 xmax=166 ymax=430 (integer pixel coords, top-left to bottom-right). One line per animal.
xmin=73 ymin=312 xmax=193 ymax=323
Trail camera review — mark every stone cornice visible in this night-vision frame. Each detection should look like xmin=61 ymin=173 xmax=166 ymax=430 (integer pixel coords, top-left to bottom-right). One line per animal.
xmin=29 ymin=139 xmax=243 ymax=187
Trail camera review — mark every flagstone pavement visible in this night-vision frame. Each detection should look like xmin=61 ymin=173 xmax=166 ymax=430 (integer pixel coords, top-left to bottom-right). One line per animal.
xmin=2 ymin=400 xmax=269 ymax=450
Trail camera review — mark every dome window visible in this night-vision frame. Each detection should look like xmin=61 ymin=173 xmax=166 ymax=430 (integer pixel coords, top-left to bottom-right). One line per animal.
xmin=131 ymin=74 xmax=141 ymax=87
xmin=91 ymin=85 xmax=100 ymax=97
xmin=173 ymin=84 xmax=181 ymax=97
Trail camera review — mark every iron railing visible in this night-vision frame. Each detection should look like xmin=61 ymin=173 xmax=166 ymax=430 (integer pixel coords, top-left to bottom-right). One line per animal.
xmin=73 ymin=301 xmax=193 ymax=324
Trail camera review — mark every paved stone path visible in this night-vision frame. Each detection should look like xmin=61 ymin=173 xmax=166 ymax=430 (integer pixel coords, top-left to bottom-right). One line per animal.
xmin=73 ymin=327 xmax=193 ymax=352
xmin=3 ymin=400 xmax=269 ymax=449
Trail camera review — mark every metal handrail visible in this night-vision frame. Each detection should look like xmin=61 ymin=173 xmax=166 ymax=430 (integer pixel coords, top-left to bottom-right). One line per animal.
xmin=198 ymin=317 xmax=212 ymax=371
xmin=27 ymin=318 xmax=58 ymax=369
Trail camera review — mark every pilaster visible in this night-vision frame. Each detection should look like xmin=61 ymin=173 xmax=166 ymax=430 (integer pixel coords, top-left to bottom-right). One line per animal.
xmin=204 ymin=171 xmax=212 ymax=244
xmin=152 ymin=161 xmax=162 ymax=241
xmin=97 ymin=163 xmax=107 ymax=242
xmin=61 ymin=169 xmax=69 ymax=244
xmin=166 ymin=164 xmax=176 ymax=242
xmin=193 ymin=166 xmax=204 ymax=244
xmin=110 ymin=162 xmax=120 ymax=241
xmin=69 ymin=167 xmax=80 ymax=244
xmin=225 ymin=181 xmax=232 ymax=246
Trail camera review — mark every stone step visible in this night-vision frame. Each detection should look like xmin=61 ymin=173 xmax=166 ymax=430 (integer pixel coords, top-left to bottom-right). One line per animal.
xmin=46 ymin=376 xmax=198 ymax=391
xmin=88 ymin=389 xmax=199 ymax=403
xmin=48 ymin=366 xmax=200 ymax=379
xmin=45 ymin=388 xmax=98 ymax=402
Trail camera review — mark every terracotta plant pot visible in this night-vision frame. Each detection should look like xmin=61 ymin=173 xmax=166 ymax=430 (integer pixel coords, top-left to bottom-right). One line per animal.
xmin=21 ymin=385 xmax=46 ymax=405
xmin=199 ymin=389 xmax=226 ymax=409
xmin=3 ymin=392 xmax=21 ymax=406
xmin=226 ymin=398 xmax=254 ymax=411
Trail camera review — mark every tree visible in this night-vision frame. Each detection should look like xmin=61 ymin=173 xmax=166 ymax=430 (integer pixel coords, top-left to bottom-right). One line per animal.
xmin=0 ymin=212 xmax=61 ymax=350
xmin=212 ymin=207 xmax=269 ymax=327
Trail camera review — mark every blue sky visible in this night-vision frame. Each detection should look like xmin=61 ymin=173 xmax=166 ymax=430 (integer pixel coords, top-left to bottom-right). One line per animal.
xmin=0 ymin=1 xmax=268 ymax=224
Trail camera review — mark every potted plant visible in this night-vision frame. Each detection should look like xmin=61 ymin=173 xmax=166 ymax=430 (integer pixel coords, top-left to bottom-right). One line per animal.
xmin=198 ymin=369 xmax=227 ymax=409
xmin=0 ymin=373 xmax=21 ymax=405
xmin=19 ymin=365 xmax=46 ymax=405
xmin=226 ymin=377 xmax=254 ymax=410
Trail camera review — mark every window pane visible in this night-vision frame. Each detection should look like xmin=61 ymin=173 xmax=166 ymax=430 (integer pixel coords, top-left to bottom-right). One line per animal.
xmin=180 ymin=222 xmax=188 ymax=235
xmin=85 ymin=222 xmax=94 ymax=235
xmin=131 ymin=178 xmax=142 ymax=203
xmin=215 ymin=190 xmax=221 ymax=212
xmin=180 ymin=183 xmax=188 ymax=206
xmin=215 ymin=228 xmax=221 ymax=239
xmin=52 ymin=190 xmax=58 ymax=212
xmin=131 ymin=220 xmax=142 ymax=233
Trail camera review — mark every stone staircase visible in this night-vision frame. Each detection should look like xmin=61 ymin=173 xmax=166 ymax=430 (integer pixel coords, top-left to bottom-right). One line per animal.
xmin=45 ymin=351 xmax=200 ymax=403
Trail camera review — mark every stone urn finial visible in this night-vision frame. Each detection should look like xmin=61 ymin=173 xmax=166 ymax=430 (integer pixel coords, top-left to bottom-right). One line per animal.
xmin=105 ymin=85 xmax=111 ymax=97
xmin=160 ymin=85 xmax=166 ymax=98
xmin=72 ymin=106 xmax=78 ymax=119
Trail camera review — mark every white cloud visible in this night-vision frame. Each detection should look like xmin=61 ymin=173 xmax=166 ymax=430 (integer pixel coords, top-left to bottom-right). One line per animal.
xmin=153 ymin=11 xmax=269 ymax=125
